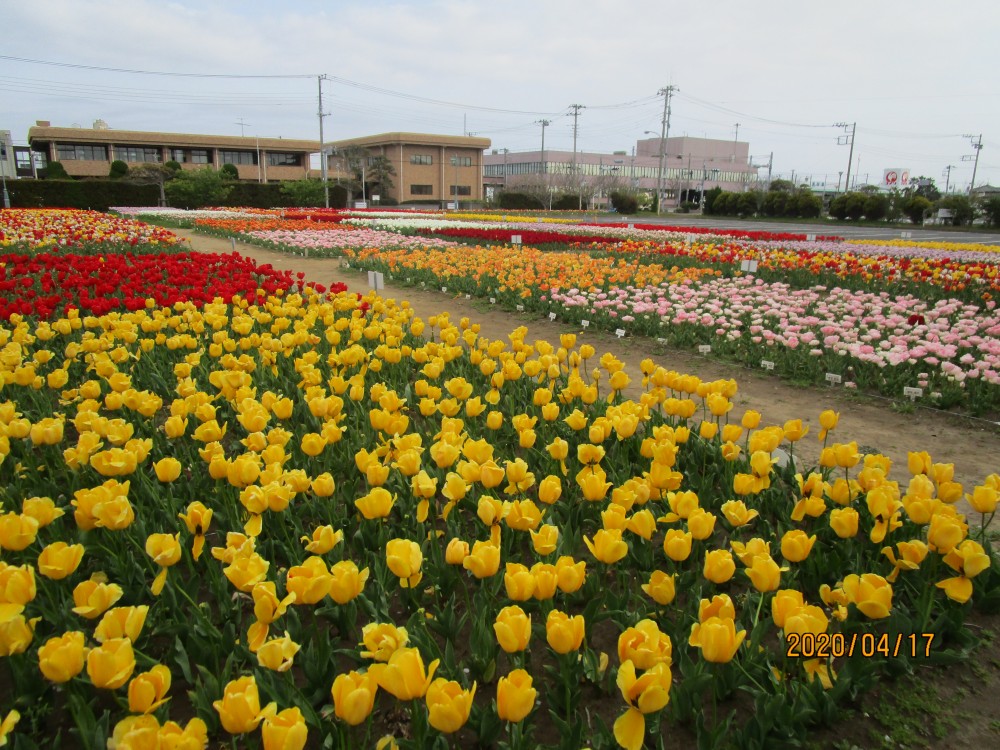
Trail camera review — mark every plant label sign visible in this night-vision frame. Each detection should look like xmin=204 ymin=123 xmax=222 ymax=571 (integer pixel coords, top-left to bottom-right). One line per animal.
xmin=441 ymin=286 xmax=448 ymax=293
xmin=761 ymin=359 xmax=775 ymax=371
xmin=628 ymin=224 xmax=634 ymax=230
xmin=825 ymin=372 xmax=842 ymax=385
xmin=806 ymin=233 xmax=816 ymax=242
xmin=516 ymin=304 xmax=525 ymax=312
xmin=615 ymin=328 xmax=626 ymax=338
xmin=581 ymin=320 xmax=590 ymax=329
xmin=511 ymin=235 xmax=522 ymax=245
xmin=367 ymin=271 xmax=376 ymax=288
xmin=698 ymin=344 xmax=711 ymax=355
xmin=685 ymin=234 xmax=696 ymax=244
xmin=371 ymin=272 xmax=385 ymax=291
xmin=465 ymin=294 xmax=471 ymax=299
xmin=657 ymin=337 xmax=668 ymax=345
xmin=489 ymin=297 xmax=496 ymax=304
xmin=740 ymin=260 xmax=759 ymax=273
xmin=903 ymin=386 xmax=923 ymax=400
xmin=548 ymin=312 xmax=557 ymax=321
xmin=343 ymin=261 xmax=350 ymax=268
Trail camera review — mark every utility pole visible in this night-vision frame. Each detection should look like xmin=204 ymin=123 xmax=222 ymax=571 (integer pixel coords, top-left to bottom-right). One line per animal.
xmin=962 ymin=134 xmax=983 ymax=195
xmin=835 ymin=122 xmax=856 ymax=195
xmin=943 ymin=164 xmax=955 ymax=194
xmin=318 ymin=75 xmax=330 ymax=208
xmin=0 ymin=140 xmax=10 ymax=209
xmin=734 ymin=122 xmax=740 ymax=143
xmin=655 ymin=85 xmax=676 ymax=214
xmin=570 ymin=104 xmax=585 ymax=209
xmin=536 ymin=119 xmax=551 ymax=209
xmin=236 ymin=118 xmax=250 ymax=137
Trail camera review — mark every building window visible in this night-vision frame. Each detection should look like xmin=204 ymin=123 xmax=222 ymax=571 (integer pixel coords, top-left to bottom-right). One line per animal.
xmin=15 ymin=151 xmax=31 ymax=171
xmin=56 ymin=143 xmax=108 ymax=161
xmin=450 ymin=156 xmax=472 ymax=167
xmin=113 ymin=146 xmax=162 ymax=163
xmin=410 ymin=154 xmax=433 ymax=165
xmin=449 ymin=185 xmax=472 ymax=196
xmin=267 ymin=152 xmax=301 ymax=167
xmin=410 ymin=184 xmax=433 ymax=195
xmin=168 ymin=148 xmax=210 ymax=164
xmin=219 ymin=150 xmax=257 ymax=165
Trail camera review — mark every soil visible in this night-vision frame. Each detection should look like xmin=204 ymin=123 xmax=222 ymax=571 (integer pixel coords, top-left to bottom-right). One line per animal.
xmin=172 ymin=229 xmax=1000 ymax=749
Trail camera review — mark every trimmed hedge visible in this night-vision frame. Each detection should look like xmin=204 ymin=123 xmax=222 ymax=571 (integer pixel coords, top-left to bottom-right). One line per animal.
xmin=6 ymin=180 xmax=349 ymax=211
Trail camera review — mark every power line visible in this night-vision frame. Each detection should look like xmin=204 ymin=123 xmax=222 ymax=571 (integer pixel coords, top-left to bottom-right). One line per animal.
xmin=0 ymin=54 xmax=314 ymax=79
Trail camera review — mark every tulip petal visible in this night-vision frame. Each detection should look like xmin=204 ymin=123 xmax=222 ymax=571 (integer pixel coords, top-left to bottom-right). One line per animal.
xmin=613 ymin=707 xmax=646 ymax=750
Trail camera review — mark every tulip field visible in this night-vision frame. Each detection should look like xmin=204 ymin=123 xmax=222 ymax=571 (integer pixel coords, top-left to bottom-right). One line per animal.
xmin=0 ymin=207 xmax=998 ymax=750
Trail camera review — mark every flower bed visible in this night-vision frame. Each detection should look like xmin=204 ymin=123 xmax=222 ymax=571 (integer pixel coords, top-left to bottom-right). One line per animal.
xmin=0 ymin=251 xmax=320 ymax=319
xmin=0 ymin=287 xmax=995 ymax=749
xmin=1 ymin=209 xmax=180 ymax=250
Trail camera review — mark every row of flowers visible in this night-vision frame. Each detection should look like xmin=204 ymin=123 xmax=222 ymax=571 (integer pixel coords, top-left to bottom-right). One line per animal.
xmin=342 ymin=245 xmax=1000 ymax=413
xmin=1 ymin=209 xmax=180 ymax=251
xmin=0 ymin=250 xmax=326 ymax=320
xmin=0 ymin=283 xmax=995 ymax=749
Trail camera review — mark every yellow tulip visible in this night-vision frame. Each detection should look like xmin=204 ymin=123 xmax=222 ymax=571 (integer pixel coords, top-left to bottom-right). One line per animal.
xmin=662 ymin=529 xmax=692 ymax=562
xmin=331 ymin=670 xmax=379 ymax=726
xmin=385 ymin=539 xmax=423 ymax=588
xmin=829 ymin=507 xmax=860 ymax=538
xmin=0 ymin=513 xmax=39 ymax=552
xmin=497 ymin=668 xmax=537 ymax=723
xmin=426 ymin=678 xmax=476 ymax=733
xmin=641 ymin=571 xmax=676 ymax=606
xmin=614 ymin=659 xmax=672 ymax=750
xmin=703 ymin=549 xmax=736 ymax=584
xmin=618 ymin=619 xmax=672 ymax=670
xmin=257 ymin=633 xmax=300 ymax=672
xmin=555 ymin=556 xmax=587 ymax=594
xmin=530 ymin=524 xmax=559 ymax=555
xmin=360 ymin=623 xmax=409 ymax=662
xmin=445 ymin=538 xmax=470 ymax=565
xmin=329 ymin=560 xmax=369 ymax=605
xmin=72 ymin=578 xmax=123 ymax=619
xmin=262 ymin=707 xmax=308 ymax=750
xmin=463 ymin=540 xmax=501 ymax=578
xmin=94 ymin=606 xmax=148 ymax=643
xmin=37 ymin=631 xmax=88 ymax=683
xmin=584 ymin=528 xmax=628 ymax=564
xmin=37 ymin=542 xmax=85 ymax=580
xmin=688 ymin=616 xmax=746 ymax=663
xmin=841 ymin=573 xmax=893 ymax=619
xmin=286 ymin=556 xmax=334 ymax=604
xmin=213 ymin=676 xmax=277 ymax=735
xmin=86 ymin=637 xmax=136 ymax=689
xmin=494 ymin=605 xmax=532 ymax=653
xmin=545 ymin=609 xmax=585 ymax=654
xmin=128 ymin=664 xmax=172 ymax=713
xmin=356 ymin=487 xmax=396 ymax=520
xmin=301 ymin=525 xmax=343 ymax=555
xmin=153 ymin=457 xmax=182 ymax=482
xmin=744 ymin=555 xmax=783 ymax=593
xmin=780 ymin=530 xmax=817 ymax=563
xmin=370 ymin=647 xmax=439 ymax=701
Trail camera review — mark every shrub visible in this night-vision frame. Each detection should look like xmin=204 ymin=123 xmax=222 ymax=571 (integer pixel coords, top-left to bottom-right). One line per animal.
xmin=498 ymin=192 xmax=544 ymax=210
xmin=552 ymin=194 xmax=587 ymax=211
xmin=903 ymin=196 xmax=932 ymax=225
xmin=219 ymin=163 xmax=240 ymax=180
xmin=45 ymin=161 xmax=69 ymax=179
xmin=863 ymin=194 xmax=890 ymax=221
xmin=609 ymin=191 xmax=639 ymax=214
xmin=8 ymin=180 xmax=159 ymax=210
xmin=164 ymin=167 xmax=233 ymax=209
xmin=109 ymin=160 xmax=129 ymax=179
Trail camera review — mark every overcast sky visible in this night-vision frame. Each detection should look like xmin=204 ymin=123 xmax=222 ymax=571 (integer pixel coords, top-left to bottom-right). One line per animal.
xmin=2 ymin=0 xmax=997 ymax=190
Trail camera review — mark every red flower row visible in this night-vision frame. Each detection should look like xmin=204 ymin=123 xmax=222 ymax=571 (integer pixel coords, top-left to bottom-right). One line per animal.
xmin=0 ymin=251 xmax=343 ymax=320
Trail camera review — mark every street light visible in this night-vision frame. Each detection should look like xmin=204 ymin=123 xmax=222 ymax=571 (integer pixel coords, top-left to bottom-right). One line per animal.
xmin=0 ymin=140 xmax=11 ymax=209
xmin=644 ymin=130 xmax=667 ymax=211
xmin=450 ymin=154 xmax=461 ymax=210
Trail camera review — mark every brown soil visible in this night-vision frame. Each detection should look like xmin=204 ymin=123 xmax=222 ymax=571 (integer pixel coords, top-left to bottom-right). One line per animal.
xmin=174 ymin=230 xmax=1000 ymax=749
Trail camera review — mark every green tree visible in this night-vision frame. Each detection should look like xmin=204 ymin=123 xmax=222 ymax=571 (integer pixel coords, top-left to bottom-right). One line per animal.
xmin=979 ymin=196 xmax=1000 ymax=227
xmin=109 ymin=160 xmax=129 ymax=179
xmin=863 ymin=194 xmax=890 ymax=221
xmin=164 ymin=167 xmax=233 ymax=209
xmin=709 ymin=192 xmax=731 ymax=215
xmin=45 ymin=161 xmax=69 ymax=179
xmin=762 ymin=191 xmax=787 ymax=217
xmin=767 ymin=179 xmax=794 ymax=192
xmin=736 ymin=192 xmax=759 ymax=217
xmin=902 ymin=195 xmax=932 ymax=225
xmin=609 ymin=191 xmax=639 ymax=214
xmin=844 ymin=192 xmax=867 ymax=220
xmin=279 ymin=179 xmax=327 ymax=207
xmin=911 ymin=177 xmax=941 ymax=202
xmin=937 ymin=195 xmax=974 ymax=225
xmin=702 ymin=186 xmax=723 ymax=214
xmin=365 ymin=155 xmax=396 ymax=202
xmin=219 ymin=163 xmax=240 ymax=181
xmin=794 ymin=192 xmax=823 ymax=218
xmin=828 ymin=195 xmax=848 ymax=220
xmin=164 ymin=160 xmax=182 ymax=174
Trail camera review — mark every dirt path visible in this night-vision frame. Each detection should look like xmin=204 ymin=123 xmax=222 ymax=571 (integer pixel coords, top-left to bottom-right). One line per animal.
xmin=178 ymin=229 xmax=1000 ymax=516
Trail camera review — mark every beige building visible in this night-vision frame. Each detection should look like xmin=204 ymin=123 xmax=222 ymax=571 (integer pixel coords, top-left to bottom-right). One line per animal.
xmin=27 ymin=121 xmax=318 ymax=181
xmin=327 ymin=132 xmax=491 ymax=205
